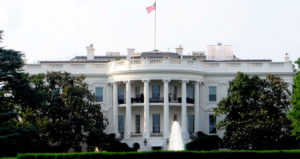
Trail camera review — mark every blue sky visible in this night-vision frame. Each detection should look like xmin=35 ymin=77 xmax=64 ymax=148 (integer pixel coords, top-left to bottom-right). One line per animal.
xmin=0 ymin=0 xmax=299 ymax=63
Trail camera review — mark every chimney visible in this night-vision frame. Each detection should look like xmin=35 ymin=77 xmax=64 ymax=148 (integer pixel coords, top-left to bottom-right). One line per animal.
xmin=86 ymin=44 xmax=95 ymax=60
xmin=284 ymin=53 xmax=290 ymax=62
xmin=127 ymin=48 xmax=135 ymax=59
xmin=176 ymin=45 xmax=183 ymax=59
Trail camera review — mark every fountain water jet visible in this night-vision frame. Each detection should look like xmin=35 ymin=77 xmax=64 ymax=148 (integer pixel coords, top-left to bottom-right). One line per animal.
xmin=168 ymin=121 xmax=184 ymax=151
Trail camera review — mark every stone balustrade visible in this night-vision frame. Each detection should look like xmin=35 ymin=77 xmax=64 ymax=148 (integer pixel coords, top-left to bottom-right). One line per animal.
xmin=23 ymin=59 xmax=293 ymax=75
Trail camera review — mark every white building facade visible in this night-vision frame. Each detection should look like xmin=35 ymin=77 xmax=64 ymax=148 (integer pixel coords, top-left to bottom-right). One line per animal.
xmin=24 ymin=45 xmax=294 ymax=151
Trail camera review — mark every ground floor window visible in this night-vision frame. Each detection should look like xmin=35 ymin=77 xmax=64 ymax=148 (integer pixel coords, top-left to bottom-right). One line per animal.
xmin=152 ymin=114 xmax=160 ymax=133
xmin=135 ymin=114 xmax=140 ymax=133
xmin=188 ymin=114 xmax=194 ymax=133
xmin=209 ymin=114 xmax=216 ymax=134
xmin=118 ymin=115 xmax=124 ymax=134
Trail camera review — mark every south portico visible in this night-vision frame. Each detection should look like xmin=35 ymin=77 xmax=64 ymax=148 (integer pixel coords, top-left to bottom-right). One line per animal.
xmin=109 ymin=77 xmax=204 ymax=150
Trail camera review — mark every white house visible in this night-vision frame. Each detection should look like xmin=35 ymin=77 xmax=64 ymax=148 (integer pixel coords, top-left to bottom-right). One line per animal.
xmin=23 ymin=44 xmax=294 ymax=151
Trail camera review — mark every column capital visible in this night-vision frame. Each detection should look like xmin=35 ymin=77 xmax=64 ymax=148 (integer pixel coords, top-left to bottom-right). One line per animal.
xmin=181 ymin=79 xmax=189 ymax=83
xmin=142 ymin=79 xmax=150 ymax=83
xmin=163 ymin=79 xmax=170 ymax=83
xmin=123 ymin=80 xmax=131 ymax=84
xmin=218 ymin=82 xmax=228 ymax=86
xmin=200 ymin=81 xmax=205 ymax=86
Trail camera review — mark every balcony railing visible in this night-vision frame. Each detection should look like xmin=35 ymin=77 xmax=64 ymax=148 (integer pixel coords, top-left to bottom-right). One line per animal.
xmin=149 ymin=97 xmax=164 ymax=103
xmin=119 ymin=97 xmax=194 ymax=104
xmin=150 ymin=131 xmax=163 ymax=137
xmin=130 ymin=132 xmax=142 ymax=138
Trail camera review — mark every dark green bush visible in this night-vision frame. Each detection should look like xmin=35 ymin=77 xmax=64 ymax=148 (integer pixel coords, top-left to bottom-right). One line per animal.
xmin=186 ymin=131 xmax=221 ymax=150
xmin=17 ymin=150 xmax=300 ymax=159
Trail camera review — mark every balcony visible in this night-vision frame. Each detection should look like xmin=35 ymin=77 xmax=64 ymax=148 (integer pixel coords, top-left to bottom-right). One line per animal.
xmin=149 ymin=97 xmax=164 ymax=103
xmin=150 ymin=131 xmax=163 ymax=137
xmin=119 ymin=97 xmax=194 ymax=105
xmin=130 ymin=132 xmax=142 ymax=138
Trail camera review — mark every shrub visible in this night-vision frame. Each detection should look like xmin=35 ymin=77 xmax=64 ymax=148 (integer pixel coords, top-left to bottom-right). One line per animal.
xmin=17 ymin=150 xmax=300 ymax=159
xmin=186 ymin=131 xmax=221 ymax=150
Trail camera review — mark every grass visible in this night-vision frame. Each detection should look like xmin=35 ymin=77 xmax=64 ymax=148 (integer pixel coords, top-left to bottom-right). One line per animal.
xmin=0 ymin=157 xmax=16 ymax=159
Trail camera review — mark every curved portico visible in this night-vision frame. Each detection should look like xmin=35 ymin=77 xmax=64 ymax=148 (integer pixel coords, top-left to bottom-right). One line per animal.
xmin=110 ymin=75 xmax=204 ymax=148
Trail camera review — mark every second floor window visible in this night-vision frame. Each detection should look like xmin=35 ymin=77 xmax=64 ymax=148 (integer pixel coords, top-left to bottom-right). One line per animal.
xmin=173 ymin=86 xmax=177 ymax=100
xmin=135 ymin=86 xmax=140 ymax=98
xmin=118 ymin=87 xmax=124 ymax=104
xmin=209 ymin=86 xmax=217 ymax=101
xmin=187 ymin=86 xmax=194 ymax=99
xmin=95 ymin=87 xmax=103 ymax=102
xmin=152 ymin=85 xmax=160 ymax=99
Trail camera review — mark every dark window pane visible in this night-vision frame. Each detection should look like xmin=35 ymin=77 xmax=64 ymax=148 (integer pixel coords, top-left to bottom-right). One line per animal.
xmin=152 ymin=85 xmax=160 ymax=99
xmin=136 ymin=114 xmax=140 ymax=133
xmin=209 ymin=114 xmax=216 ymax=134
xmin=187 ymin=86 xmax=194 ymax=99
xmin=209 ymin=86 xmax=217 ymax=101
xmin=188 ymin=114 xmax=194 ymax=133
xmin=95 ymin=87 xmax=103 ymax=102
xmin=118 ymin=115 xmax=124 ymax=134
xmin=152 ymin=114 xmax=160 ymax=133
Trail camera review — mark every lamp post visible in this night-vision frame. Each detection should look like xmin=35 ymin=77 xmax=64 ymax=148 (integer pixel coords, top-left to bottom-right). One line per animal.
xmin=144 ymin=138 xmax=147 ymax=146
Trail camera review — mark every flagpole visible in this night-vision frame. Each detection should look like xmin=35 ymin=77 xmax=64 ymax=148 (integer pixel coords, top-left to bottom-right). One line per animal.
xmin=154 ymin=0 xmax=157 ymax=50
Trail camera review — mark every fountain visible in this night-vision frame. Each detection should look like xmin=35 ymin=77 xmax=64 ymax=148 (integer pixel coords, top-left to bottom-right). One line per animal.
xmin=168 ymin=121 xmax=184 ymax=151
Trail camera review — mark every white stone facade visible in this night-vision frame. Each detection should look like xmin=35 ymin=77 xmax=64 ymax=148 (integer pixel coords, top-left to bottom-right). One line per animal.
xmin=23 ymin=48 xmax=294 ymax=151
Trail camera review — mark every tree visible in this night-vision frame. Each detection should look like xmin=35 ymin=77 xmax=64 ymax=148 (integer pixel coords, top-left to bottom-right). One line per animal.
xmin=186 ymin=131 xmax=221 ymax=150
xmin=215 ymin=72 xmax=292 ymax=150
xmin=0 ymin=30 xmax=43 ymax=156
xmin=289 ymin=58 xmax=300 ymax=139
xmin=28 ymin=72 xmax=107 ymax=152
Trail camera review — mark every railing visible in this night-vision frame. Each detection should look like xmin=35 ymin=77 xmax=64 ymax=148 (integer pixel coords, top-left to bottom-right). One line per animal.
xmin=130 ymin=132 xmax=142 ymax=138
xmin=150 ymin=131 xmax=163 ymax=137
xmin=149 ymin=97 xmax=164 ymax=103
xmin=24 ymin=59 xmax=293 ymax=75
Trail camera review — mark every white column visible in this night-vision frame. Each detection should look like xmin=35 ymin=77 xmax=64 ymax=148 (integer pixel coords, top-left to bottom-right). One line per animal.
xmin=163 ymin=79 xmax=170 ymax=138
xmin=181 ymin=79 xmax=188 ymax=138
xmin=194 ymin=81 xmax=200 ymax=132
xmin=143 ymin=79 xmax=150 ymax=138
xmin=112 ymin=82 xmax=119 ymax=137
xmin=125 ymin=80 xmax=131 ymax=139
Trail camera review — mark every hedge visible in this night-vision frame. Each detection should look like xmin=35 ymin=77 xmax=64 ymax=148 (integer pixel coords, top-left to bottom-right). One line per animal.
xmin=17 ymin=150 xmax=300 ymax=159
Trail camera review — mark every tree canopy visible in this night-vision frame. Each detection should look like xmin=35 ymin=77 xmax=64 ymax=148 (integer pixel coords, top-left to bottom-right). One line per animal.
xmin=289 ymin=58 xmax=300 ymax=139
xmin=0 ymin=30 xmax=42 ymax=156
xmin=26 ymin=72 xmax=108 ymax=152
xmin=215 ymin=72 xmax=293 ymax=150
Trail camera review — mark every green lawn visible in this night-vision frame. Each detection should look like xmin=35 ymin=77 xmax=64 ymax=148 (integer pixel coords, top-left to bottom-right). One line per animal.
xmin=0 ymin=157 xmax=16 ymax=159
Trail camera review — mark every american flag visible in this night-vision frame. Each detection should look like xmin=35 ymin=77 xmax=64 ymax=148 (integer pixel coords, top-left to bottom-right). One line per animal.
xmin=146 ymin=3 xmax=156 ymax=14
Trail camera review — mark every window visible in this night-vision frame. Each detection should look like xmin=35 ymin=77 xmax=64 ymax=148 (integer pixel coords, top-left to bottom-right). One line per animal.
xmin=95 ymin=87 xmax=103 ymax=102
xmin=118 ymin=87 xmax=125 ymax=104
xmin=173 ymin=114 xmax=177 ymax=121
xmin=209 ymin=86 xmax=217 ymax=101
xmin=135 ymin=114 xmax=140 ymax=133
xmin=209 ymin=114 xmax=216 ymax=134
xmin=152 ymin=85 xmax=160 ymax=99
xmin=188 ymin=114 xmax=194 ymax=134
xmin=173 ymin=86 xmax=177 ymax=100
xmin=152 ymin=114 xmax=160 ymax=133
xmin=118 ymin=115 xmax=124 ymax=134
xmin=135 ymin=86 xmax=140 ymax=98
xmin=187 ymin=86 xmax=194 ymax=99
